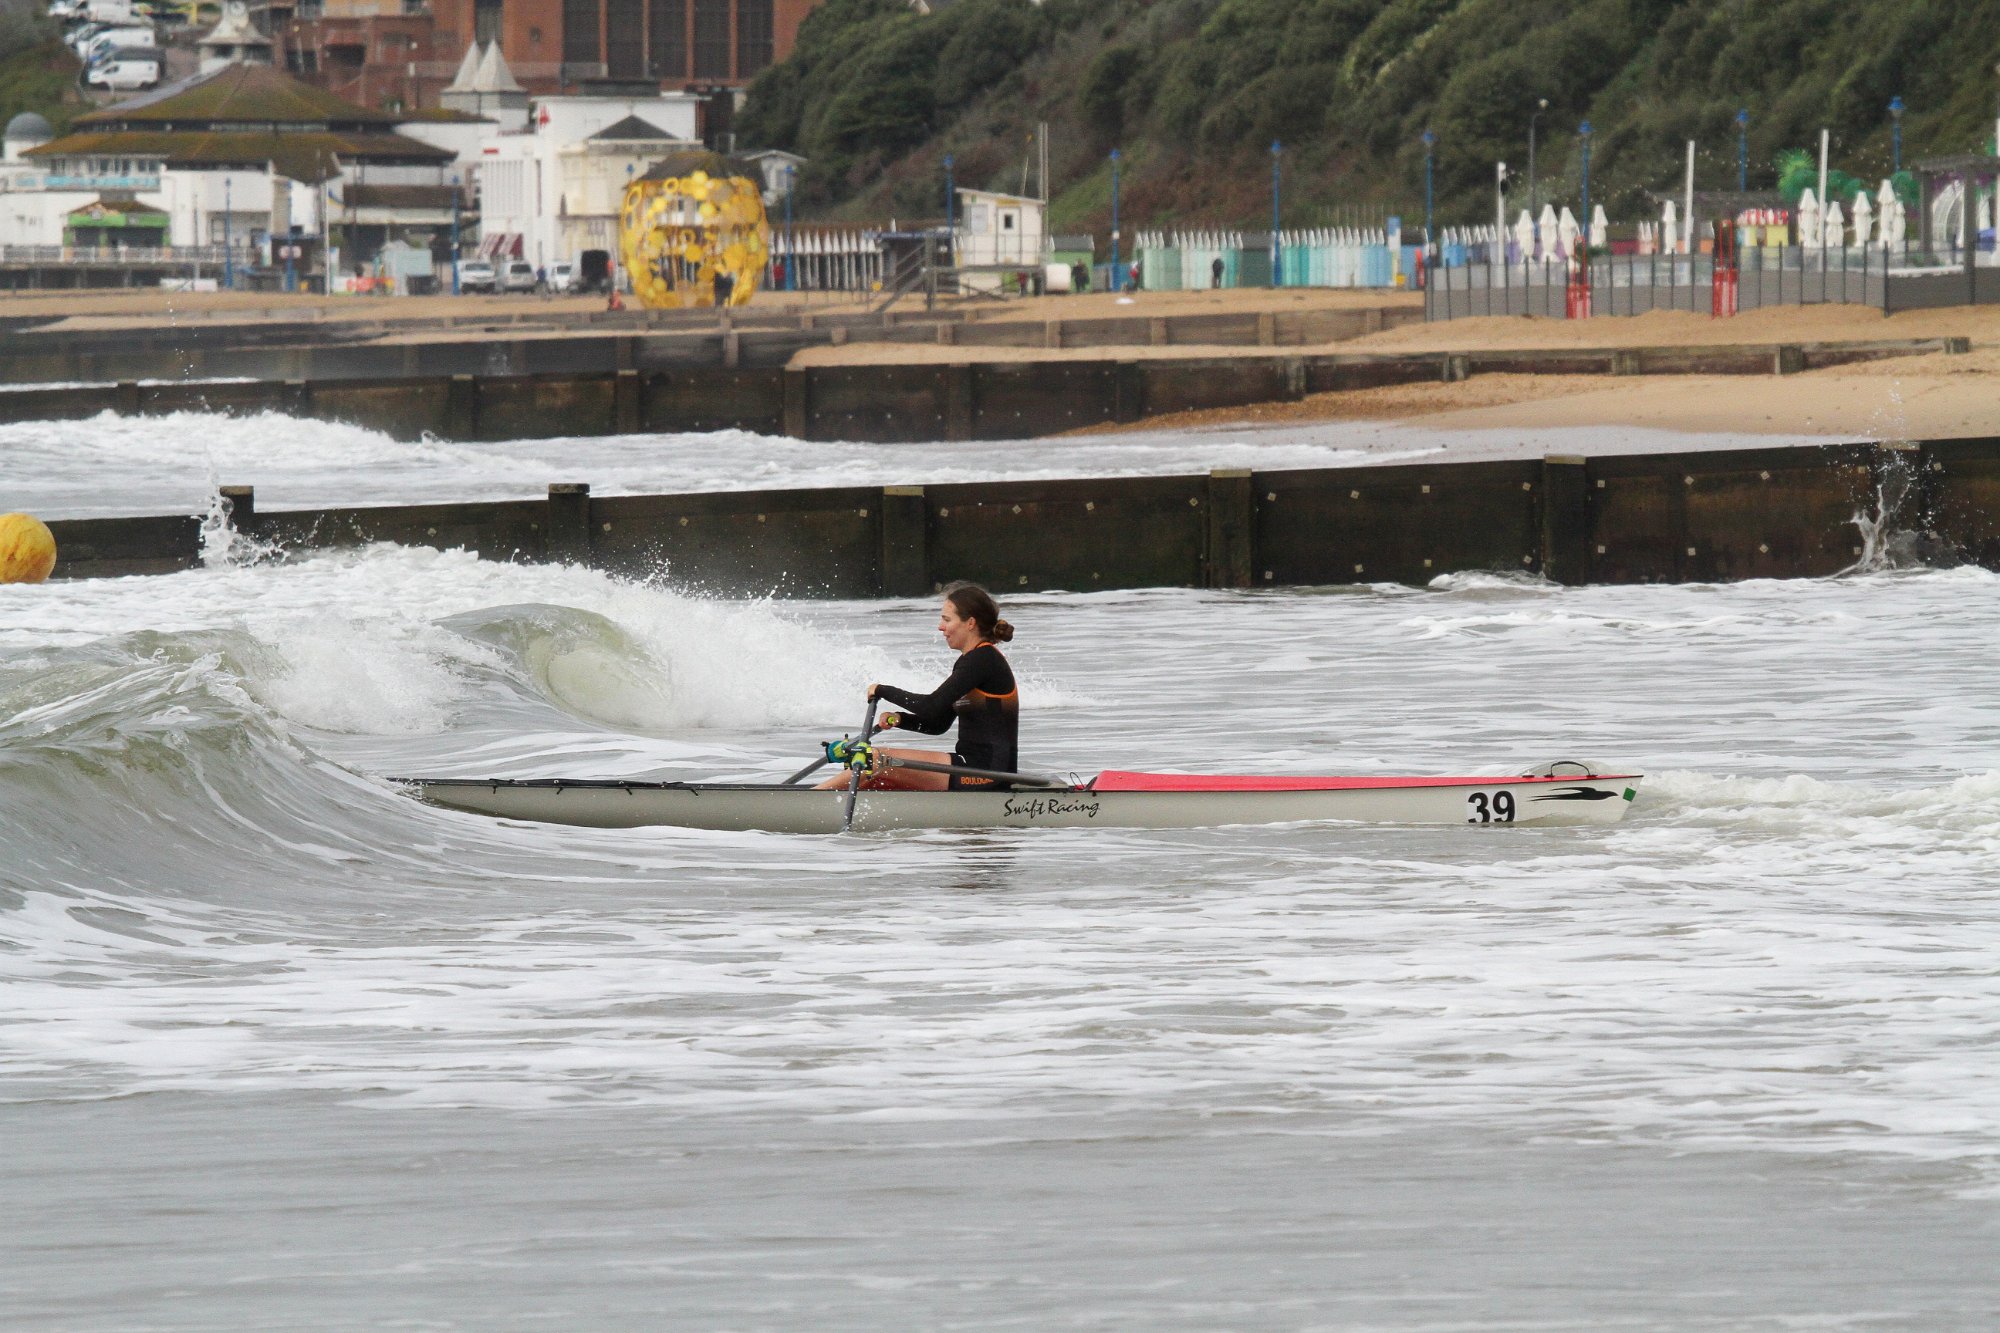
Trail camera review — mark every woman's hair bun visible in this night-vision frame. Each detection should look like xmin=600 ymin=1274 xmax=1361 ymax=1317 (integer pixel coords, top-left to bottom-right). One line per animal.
xmin=990 ymin=618 xmax=1015 ymax=643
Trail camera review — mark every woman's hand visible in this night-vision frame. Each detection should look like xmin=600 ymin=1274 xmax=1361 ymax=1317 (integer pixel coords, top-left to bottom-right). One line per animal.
xmin=866 ymin=683 xmax=880 ymax=699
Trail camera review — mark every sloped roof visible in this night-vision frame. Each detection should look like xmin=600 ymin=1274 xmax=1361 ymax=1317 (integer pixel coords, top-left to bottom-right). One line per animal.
xmin=25 ymin=128 xmax=451 ymax=182
xmin=440 ymin=41 xmax=480 ymax=92
xmin=76 ymin=63 xmax=399 ymax=129
xmin=200 ymin=2 xmax=270 ymax=48
xmin=588 ymin=115 xmax=674 ymax=142
xmin=636 ymin=149 xmax=758 ymax=182
xmin=472 ymin=41 xmax=522 ymax=93
xmin=74 ymin=195 xmax=170 ymax=217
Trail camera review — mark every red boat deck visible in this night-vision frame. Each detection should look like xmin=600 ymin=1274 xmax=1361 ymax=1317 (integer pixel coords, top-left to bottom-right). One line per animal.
xmin=1088 ymin=771 xmax=1634 ymax=792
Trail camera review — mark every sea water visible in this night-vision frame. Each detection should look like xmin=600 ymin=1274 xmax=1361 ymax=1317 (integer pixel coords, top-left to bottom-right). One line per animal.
xmin=3 ymin=412 xmax=1998 ymax=1329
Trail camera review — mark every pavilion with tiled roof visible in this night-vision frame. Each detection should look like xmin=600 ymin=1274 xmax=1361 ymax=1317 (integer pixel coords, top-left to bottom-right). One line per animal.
xmin=22 ymin=63 xmax=462 ymax=283
xmin=28 ymin=63 xmax=452 ymax=184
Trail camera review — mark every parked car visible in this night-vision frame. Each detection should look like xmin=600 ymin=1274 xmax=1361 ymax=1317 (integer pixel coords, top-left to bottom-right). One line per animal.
xmin=545 ymin=260 xmax=574 ymax=293
xmin=84 ymin=24 xmax=154 ymax=50
xmin=78 ymin=24 xmax=152 ymax=61
xmin=500 ymin=259 xmax=537 ymax=293
xmin=85 ymin=51 xmax=160 ymax=89
xmin=457 ymin=260 xmax=497 ymax=293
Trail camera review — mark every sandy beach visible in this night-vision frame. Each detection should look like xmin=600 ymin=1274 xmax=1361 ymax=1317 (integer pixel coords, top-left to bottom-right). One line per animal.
xmin=7 ymin=284 xmax=1997 ymax=440
xmin=789 ymin=296 xmax=2000 ymax=442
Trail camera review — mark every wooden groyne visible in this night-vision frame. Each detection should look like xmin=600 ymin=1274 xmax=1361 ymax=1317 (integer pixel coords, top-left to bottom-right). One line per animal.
xmin=0 ymin=303 xmax=1421 ymax=385
xmin=47 ymin=436 xmax=2000 ymax=590
xmin=0 ymin=337 xmax=1966 ymax=444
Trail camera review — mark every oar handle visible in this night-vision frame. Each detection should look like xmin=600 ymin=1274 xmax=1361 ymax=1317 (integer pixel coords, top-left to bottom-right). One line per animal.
xmin=782 ymin=711 xmax=886 ymax=786
xmin=841 ymin=695 xmax=881 ymax=831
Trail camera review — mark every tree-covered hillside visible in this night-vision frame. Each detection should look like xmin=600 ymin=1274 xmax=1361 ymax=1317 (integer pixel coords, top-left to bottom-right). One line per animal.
xmin=0 ymin=3 xmax=84 ymax=138
xmin=738 ymin=0 xmax=2000 ymax=234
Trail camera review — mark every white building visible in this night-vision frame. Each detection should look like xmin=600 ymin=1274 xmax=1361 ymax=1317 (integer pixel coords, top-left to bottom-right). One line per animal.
xmin=8 ymin=63 xmax=457 ymax=282
xmin=474 ymin=93 xmax=701 ymax=268
xmin=953 ymin=187 xmax=1045 ymax=268
xmin=741 ymin=148 xmax=807 ymax=206
xmin=197 ymin=1 xmax=273 ymax=74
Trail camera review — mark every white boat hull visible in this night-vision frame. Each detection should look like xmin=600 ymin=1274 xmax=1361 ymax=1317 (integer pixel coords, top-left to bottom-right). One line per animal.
xmin=403 ymin=772 xmax=1643 ymax=834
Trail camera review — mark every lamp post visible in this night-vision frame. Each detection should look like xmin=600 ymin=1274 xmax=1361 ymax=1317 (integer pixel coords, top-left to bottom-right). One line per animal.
xmin=783 ymin=163 xmax=795 ymax=291
xmin=1737 ymin=109 xmax=1749 ymax=191
xmin=943 ymin=152 xmax=955 ymax=237
xmin=450 ymin=172 xmax=461 ymax=296
xmin=1421 ymin=128 xmax=1436 ymax=253
xmin=1269 ymin=138 xmax=1282 ymax=287
xmin=1527 ymin=97 xmax=1547 ymax=232
xmin=1889 ymin=96 xmax=1904 ymax=172
xmin=223 ymin=175 xmax=232 ymax=291
xmin=1108 ymin=147 xmax=1121 ymax=292
xmin=1578 ymin=122 xmax=1593 ymax=236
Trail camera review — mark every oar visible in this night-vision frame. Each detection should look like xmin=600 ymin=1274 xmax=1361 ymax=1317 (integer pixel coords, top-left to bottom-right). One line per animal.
xmin=782 ymin=715 xmax=884 ymax=785
xmin=841 ymin=695 xmax=880 ymax=832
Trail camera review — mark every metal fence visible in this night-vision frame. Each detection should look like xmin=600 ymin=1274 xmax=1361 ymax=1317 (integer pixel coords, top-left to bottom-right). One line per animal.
xmin=1 ymin=245 xmax=239 ymax=266
xmin=1425 ymin=244 xmax=2000 ymax=319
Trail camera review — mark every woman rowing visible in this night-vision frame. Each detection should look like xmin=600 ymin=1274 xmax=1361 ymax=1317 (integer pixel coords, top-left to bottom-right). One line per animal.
xmin=818 ymin=582 xmax=1019 ymax=792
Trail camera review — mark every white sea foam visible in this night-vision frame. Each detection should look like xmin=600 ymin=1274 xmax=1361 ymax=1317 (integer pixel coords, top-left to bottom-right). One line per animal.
xmin=2 ymin=408 xmax=1832 ymax=520
xmin=3 ymin=559 xmax=1998 ymax=1185
xmin=7 ymin=408 xmax=1999 ymax=1320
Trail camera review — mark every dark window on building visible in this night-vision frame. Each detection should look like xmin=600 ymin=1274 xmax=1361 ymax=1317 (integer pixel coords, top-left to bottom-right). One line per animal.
xmin=692 ymin=0 xmax=728 ymax=78
xmin=475 ymin=0 xmax=503 ymax=45
xmin=648 ymin=0 xmax=684 ymax=78
xmin=735 ymin=0 xmax=771 ymax=77
xmin=606 ymin=0 xmax=643 ymax=76
xmin=563 ymin=0 xmax=600 ymax=66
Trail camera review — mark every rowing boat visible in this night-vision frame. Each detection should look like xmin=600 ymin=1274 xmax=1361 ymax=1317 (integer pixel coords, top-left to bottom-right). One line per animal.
xmin=401 ymin=763 xmax=1643 ymax=833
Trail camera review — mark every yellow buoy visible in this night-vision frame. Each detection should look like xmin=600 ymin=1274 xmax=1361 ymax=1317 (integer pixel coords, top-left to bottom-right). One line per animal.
xmin=0 ymin=512 xmax=57 ymax=584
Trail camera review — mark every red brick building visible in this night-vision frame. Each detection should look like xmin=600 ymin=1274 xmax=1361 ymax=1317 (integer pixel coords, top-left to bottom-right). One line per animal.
xmin=280 ymin=4 xmax=442 ymax=114
xmin=277 ymin=0 xmax=820 ymax=114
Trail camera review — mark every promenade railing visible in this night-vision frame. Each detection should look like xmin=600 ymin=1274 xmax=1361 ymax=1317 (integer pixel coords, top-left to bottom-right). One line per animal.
xmin=1423 ymin=241 xmax=2000 ymax=319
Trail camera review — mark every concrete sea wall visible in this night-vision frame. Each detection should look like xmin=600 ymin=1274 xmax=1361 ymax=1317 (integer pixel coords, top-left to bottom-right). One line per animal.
xmin=48 ymin=437 xmax=2000 ymax=591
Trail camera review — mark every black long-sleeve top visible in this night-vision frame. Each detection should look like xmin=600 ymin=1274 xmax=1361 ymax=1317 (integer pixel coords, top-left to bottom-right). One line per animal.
xmin=874 ymin=642 xmax=1019 ymax=785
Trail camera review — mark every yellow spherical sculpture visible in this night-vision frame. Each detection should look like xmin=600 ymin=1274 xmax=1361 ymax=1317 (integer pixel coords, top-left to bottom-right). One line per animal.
xmin=0 ymin=512 xmax=56 ymax=584
xmin=620 ymin=156 xmax=770 ymax=310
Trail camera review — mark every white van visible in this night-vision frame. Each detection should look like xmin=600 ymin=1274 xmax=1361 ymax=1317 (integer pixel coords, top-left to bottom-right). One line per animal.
xmin=83 ymin=26 xmax=155 ymax=61
xmin=86 ymin=53 xmax=161 ymax=90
